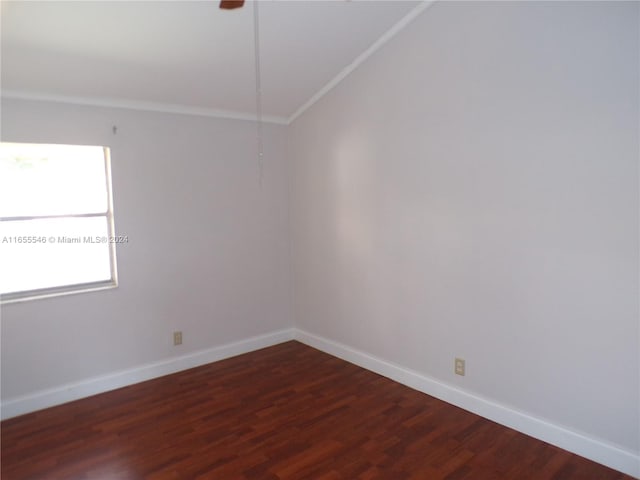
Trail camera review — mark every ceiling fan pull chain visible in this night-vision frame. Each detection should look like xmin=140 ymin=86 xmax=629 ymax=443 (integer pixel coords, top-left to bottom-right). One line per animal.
xmin=254 ymin=0 xmax=264 ymax=186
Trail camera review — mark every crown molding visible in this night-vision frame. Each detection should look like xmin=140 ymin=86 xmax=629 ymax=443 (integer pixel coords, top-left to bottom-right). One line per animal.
xmin=287 ymin=0 xmax=436 ymax=125
xmin=2 ymin=1 xmax=435 ymax=127
xmin=0 ymin=90 xmax=290 ymax=125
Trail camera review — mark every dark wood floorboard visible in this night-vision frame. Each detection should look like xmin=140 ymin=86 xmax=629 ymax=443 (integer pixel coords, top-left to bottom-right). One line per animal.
xmin=1 ymin=341 xmax=633 ymax=479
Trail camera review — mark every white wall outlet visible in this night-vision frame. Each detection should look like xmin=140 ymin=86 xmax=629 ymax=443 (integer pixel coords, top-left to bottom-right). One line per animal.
xmin=173 ymin=331 xmax=183 ymax=346
xmin=455 ymin=357 xmax=465 ymax=376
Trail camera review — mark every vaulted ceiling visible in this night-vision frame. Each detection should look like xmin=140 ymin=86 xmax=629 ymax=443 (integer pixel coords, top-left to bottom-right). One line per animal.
xmin=1 ymin=1 xmax=422 ymax=123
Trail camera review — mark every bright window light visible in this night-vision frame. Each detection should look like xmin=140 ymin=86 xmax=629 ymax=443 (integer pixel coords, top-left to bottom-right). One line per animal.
xmin=0 ymin=143 xmax=118 ymax=303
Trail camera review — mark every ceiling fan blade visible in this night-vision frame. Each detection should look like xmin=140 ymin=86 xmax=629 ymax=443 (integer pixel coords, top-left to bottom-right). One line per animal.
xmin=220 ymin=0 xmax=244 ymax=9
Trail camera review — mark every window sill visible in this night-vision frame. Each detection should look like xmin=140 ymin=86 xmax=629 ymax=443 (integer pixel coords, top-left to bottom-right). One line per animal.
xmin=0 ymin=281 xmax=118 ymax=305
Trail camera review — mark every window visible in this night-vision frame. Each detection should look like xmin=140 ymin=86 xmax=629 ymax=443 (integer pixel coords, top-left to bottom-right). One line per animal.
xmin=0 ymin=143 xmax=118 ymax=303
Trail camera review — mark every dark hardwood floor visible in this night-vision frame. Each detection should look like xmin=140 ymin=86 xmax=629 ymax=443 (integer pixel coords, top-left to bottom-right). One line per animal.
xmin=1 ymin=341 xmax=633 ymax=479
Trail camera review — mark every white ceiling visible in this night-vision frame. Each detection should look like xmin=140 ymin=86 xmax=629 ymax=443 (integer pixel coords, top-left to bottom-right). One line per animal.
xmin=1 ymin=1 xmax=422 ymax=122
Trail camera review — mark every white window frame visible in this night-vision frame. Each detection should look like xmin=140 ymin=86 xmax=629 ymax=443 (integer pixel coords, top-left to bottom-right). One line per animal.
xmin=0 ymin=145 xmax=118 ymax=304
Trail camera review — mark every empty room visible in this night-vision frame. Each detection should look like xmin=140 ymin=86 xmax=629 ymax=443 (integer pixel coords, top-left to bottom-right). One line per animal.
xmin=0 ymin=0 xmax=638 ymax=478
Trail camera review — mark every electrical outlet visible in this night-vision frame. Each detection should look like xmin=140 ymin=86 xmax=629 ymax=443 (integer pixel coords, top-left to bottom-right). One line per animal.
xmin=173 ymin=331 xmax=183 ymax=346
xmin=455 ymin=357 xmax=465 ymax=376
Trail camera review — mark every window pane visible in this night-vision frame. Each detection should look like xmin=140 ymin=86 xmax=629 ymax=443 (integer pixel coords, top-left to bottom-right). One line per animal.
xmin=0 ymin=217 xmax=113 ymax=295
xmin=0 ymin=143 xmax=108 ymax=217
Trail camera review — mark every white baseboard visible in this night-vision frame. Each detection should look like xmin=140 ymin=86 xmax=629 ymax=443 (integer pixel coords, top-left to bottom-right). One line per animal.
xmin=2 ymin=326 xmax=637 ymax=478
xmin=294 ymin=329 xmax=640 ymax=479
xmin=1 ymin=328 xmax=295 ymax=421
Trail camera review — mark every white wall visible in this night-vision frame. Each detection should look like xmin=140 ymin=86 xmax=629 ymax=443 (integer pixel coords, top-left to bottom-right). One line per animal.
xmin=1 ymin=1 xmax=638 ymax=475
xmin=1 ymin=98 xmax=292 ymax=400
xmin=289 ymin=0 xmax=639 ymax=457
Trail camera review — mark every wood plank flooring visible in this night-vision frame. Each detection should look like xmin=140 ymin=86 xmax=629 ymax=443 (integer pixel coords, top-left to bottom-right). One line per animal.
xmin=1 ymin=341 xmax=633 ymax=479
